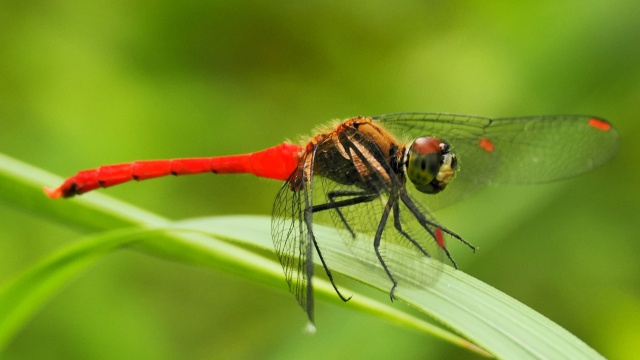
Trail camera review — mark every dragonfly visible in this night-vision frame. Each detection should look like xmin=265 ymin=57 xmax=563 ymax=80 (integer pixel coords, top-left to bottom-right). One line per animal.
xmin=45 ymin=113 xmax=619 ymax=324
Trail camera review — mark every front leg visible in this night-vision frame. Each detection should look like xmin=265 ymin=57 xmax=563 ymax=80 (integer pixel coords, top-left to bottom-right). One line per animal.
xmin=319 ymin=189 xmax=378 ymax=237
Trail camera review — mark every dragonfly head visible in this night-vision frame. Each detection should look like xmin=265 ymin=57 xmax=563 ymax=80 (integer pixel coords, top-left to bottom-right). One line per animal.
xmin=404 ymin=137 xmax=457 ymax=194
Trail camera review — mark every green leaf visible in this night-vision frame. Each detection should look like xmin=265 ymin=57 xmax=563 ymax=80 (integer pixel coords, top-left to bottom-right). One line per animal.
xmin=171 ymin=217 xmax=604 ymax=359
xmin=0 ymin=153 xmax=605 ymax=359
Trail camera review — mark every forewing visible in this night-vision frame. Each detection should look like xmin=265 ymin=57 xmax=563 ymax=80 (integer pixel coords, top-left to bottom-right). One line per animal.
xmin=473 ymin=115 xmax=619 ymax=183
xmin=374 ymin=112 xmax=619 ymax=209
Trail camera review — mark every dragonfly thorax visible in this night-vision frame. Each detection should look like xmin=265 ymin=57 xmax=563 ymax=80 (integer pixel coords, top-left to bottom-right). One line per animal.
xmin=404 ymin=137 xmax=457 ymax=194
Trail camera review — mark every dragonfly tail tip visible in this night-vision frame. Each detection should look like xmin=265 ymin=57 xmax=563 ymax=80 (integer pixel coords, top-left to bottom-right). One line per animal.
xmin=43 ymin=186 xmax=63 ymax=199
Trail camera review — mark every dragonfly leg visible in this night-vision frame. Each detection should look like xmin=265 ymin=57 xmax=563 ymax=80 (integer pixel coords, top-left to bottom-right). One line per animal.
xmin=391 ymin=202 xmax=431 ymax=258
xmin=304 ymin=205 xmax=351 ymax=302
xmin=311 ymin=191 xmax=378 ymax=239
xmin=373 ymin=196 xmax=399 ymax=301
xmin=399 ymin=193 xmax=476 ymax=268
xmin=311 ymin=192 xmax=378 ymax=214
xmin=309 ymin=192 xmax=382 ymax=301
xmin=305 ymin=204 xmax=353 ymax=303
xmin=324 ymin=189 xmax=377 ymax=237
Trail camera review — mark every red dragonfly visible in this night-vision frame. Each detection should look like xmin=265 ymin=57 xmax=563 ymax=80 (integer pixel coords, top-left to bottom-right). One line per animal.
xmin=45 ymin=113 xmax=619 ymax=324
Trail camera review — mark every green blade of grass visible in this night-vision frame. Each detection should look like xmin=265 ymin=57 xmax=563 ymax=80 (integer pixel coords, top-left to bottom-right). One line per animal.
xmin=0 ymin=220 xmax=481 ymax=354
xmin=172 ymin=217 xmax=604 ymax=359
xmin=0 ymin=153 xmax=605 ymax=359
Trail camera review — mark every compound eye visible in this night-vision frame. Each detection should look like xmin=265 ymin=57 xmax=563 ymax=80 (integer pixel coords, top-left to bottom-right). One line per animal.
xmin=406 ymin=137 xmax=456 ymax=194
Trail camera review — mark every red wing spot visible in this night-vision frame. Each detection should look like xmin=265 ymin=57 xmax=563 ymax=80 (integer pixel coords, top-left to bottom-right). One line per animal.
xmin=588 ymin=118 xmax=611 ymax=131
xmin=435 ymin=228 xmax=445 ymax=248
xmin=479 ymin=138 xmax=495 ymax=152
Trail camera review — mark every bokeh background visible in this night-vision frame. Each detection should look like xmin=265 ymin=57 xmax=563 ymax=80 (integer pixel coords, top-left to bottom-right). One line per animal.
xmin=1 ymin=1 xmax=639 ymax=359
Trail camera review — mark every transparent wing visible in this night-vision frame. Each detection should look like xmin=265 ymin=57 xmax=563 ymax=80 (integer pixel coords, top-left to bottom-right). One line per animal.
xmin=373 ymin=112 xmax=620 ymax=209
xmin=271 ymin=165 xmax=315 ymax=323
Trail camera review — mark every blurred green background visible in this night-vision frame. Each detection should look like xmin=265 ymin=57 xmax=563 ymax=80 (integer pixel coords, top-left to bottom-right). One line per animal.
xmin=1 ymin=0 xmax=639 ymax=359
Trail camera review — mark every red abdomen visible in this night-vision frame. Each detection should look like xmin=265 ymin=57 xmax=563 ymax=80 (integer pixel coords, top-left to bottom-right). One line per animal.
xmin=45 ymin=142 xmax=302 ymax=198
